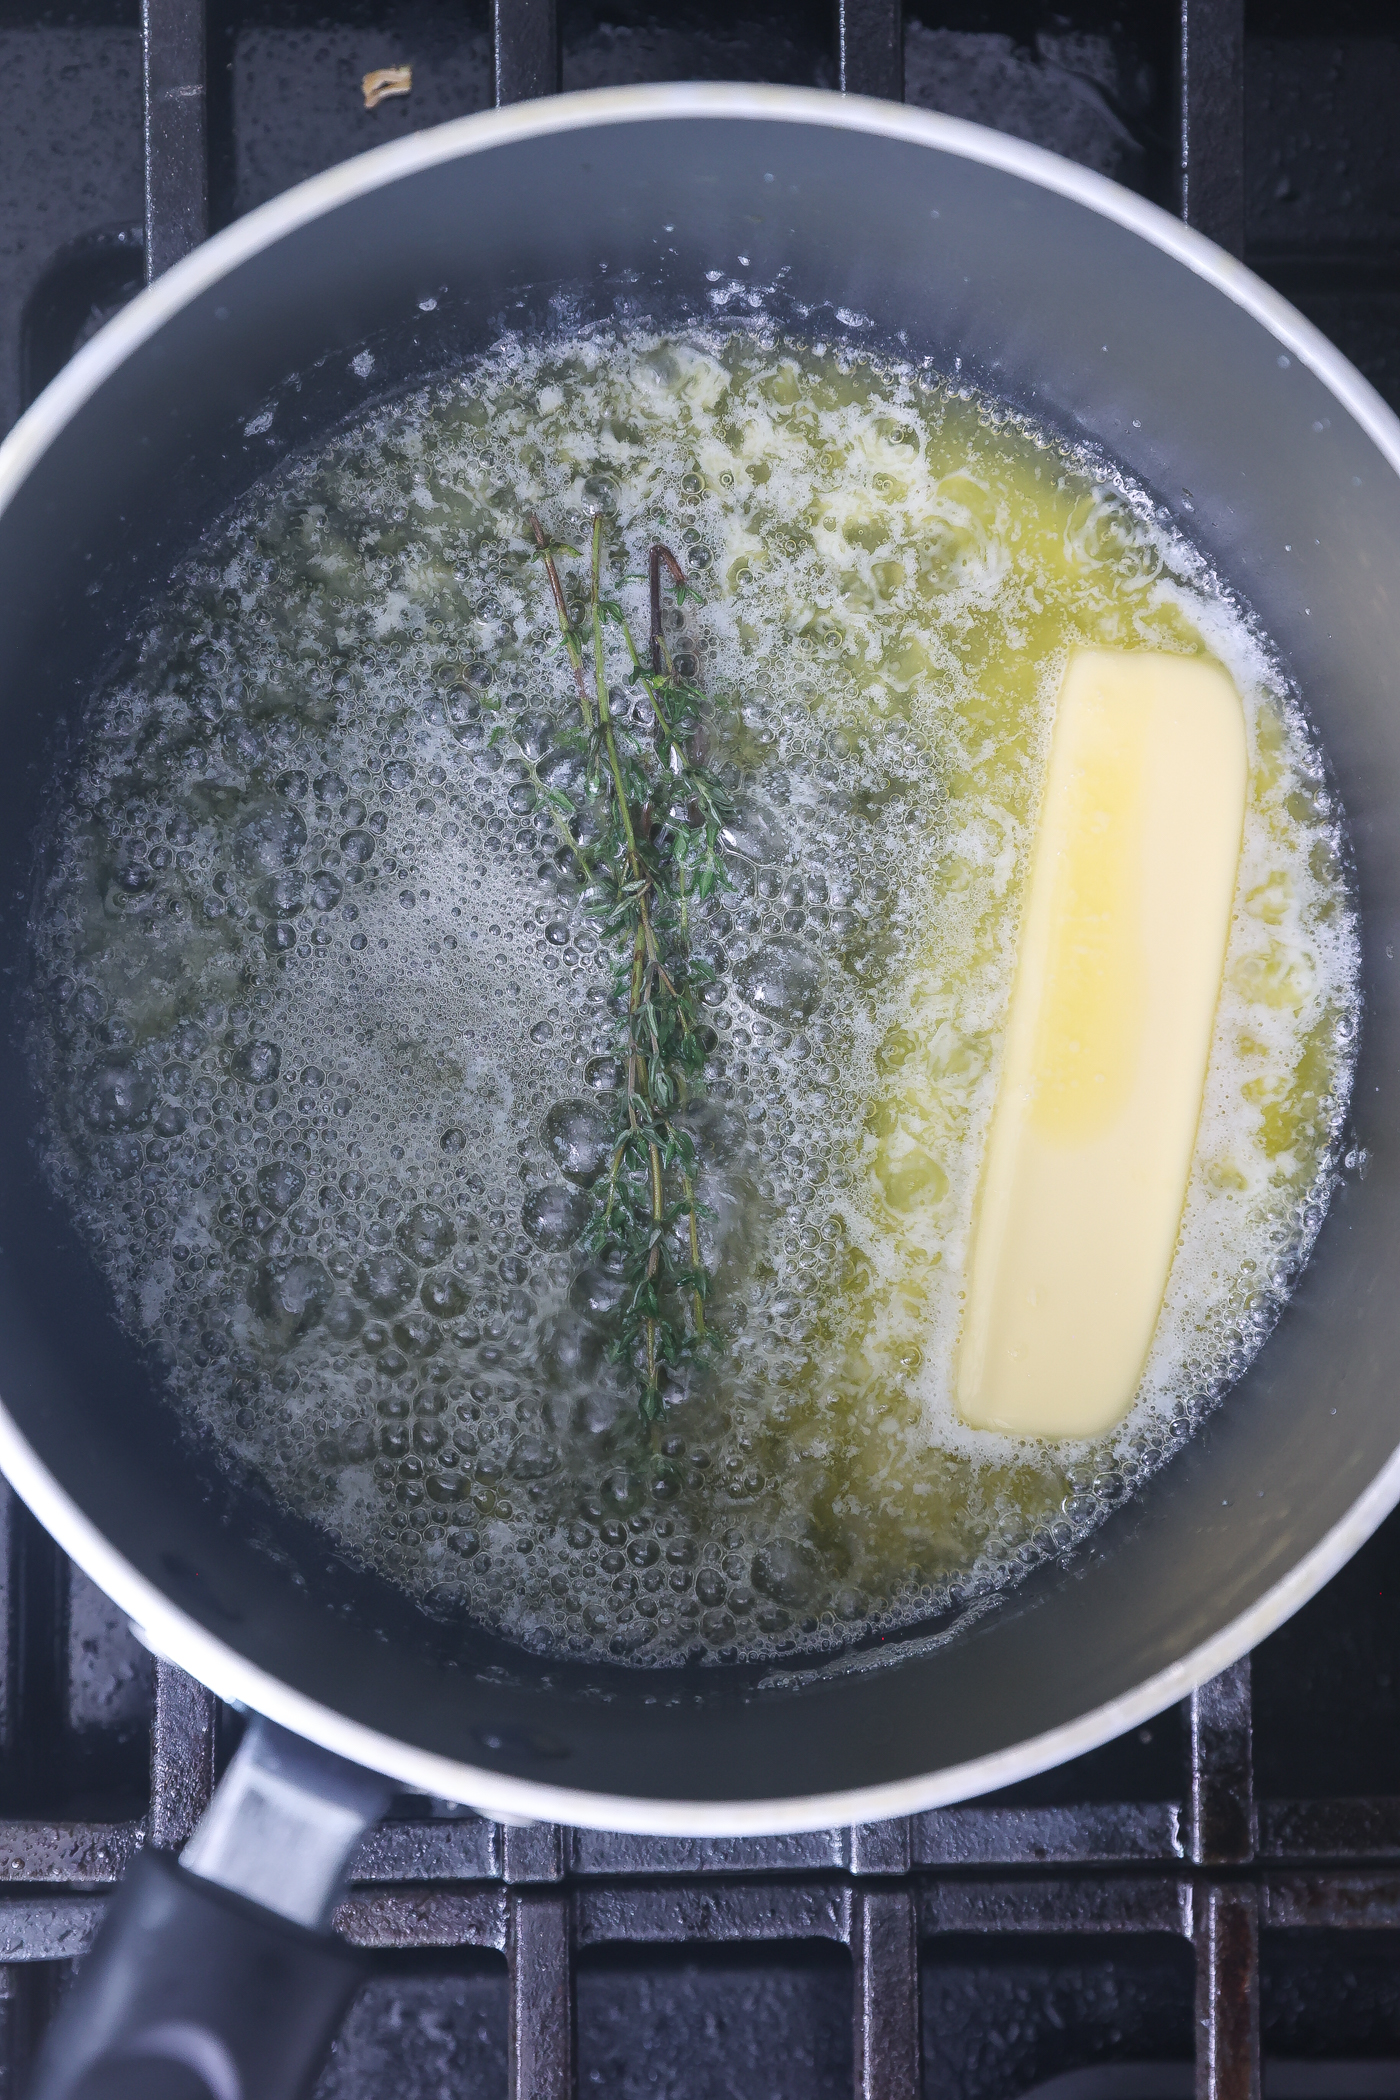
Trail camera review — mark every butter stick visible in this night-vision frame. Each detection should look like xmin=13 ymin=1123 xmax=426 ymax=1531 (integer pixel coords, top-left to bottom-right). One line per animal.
xmin=955 ymin=649 xmax=1247 ymax=1438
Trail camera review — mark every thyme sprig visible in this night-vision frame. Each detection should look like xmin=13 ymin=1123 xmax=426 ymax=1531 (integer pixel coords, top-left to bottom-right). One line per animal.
xmin=516 ymin=509 xmax=734 ymax=1424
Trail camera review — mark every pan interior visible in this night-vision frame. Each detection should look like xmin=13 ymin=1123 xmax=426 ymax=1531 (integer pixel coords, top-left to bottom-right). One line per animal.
xmin=24 ymin=318 xmax=1359 ymax=1681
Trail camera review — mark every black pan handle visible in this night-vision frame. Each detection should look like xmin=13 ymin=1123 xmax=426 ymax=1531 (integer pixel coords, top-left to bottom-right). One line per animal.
xmin=26 ymin=1719 xmax=395 ymax=2100
xmin=26 ymin=1848 xmax=368 ymax=2100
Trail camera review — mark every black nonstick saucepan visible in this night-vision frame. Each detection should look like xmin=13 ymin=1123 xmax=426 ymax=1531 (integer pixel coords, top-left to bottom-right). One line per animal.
xmin=3 ymin=82 xmax=1400 ymax=2100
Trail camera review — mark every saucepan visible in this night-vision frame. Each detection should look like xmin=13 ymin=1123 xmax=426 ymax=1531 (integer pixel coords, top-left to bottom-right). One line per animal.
xmin=3 ymin=83 xmax=1400 ymax=2100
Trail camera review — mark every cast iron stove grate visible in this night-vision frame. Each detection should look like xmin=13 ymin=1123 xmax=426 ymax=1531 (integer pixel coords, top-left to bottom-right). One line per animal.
xmin=3 ymin=2 xmax=1400 ymax=2094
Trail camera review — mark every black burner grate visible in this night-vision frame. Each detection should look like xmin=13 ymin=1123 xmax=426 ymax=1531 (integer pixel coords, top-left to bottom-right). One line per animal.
xmin=2 ymin=3 xmax=1400 ymax=2094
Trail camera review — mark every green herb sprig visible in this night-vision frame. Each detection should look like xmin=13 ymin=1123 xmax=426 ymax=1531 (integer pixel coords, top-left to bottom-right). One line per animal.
xmin=513 ymin=510 xmax=733 ymax=1425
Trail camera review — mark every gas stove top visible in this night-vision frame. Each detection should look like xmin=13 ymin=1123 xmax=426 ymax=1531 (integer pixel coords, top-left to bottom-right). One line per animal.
xmin=2 ymin=3 xmax=1400 ymax=2095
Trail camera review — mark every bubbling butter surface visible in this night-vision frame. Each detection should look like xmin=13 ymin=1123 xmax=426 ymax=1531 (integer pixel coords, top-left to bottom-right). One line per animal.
xmin=956 ymin=651 xmax=1247 ymax=1439
xmin=25 ymin=326 xmax=1360 ymax=1668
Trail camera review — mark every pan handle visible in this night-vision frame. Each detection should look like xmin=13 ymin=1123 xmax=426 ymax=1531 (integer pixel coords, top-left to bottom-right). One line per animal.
xmin=25 ymin=1718 xmax=394 ymax=2100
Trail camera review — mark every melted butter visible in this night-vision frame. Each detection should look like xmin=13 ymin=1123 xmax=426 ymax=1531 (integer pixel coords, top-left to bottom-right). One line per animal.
xmin=25 ymin=327 xmax=1360 ymax=1667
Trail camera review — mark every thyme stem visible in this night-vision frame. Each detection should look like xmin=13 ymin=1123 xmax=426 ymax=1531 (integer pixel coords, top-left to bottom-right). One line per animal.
xmin=530 ymin=514 xmax=593 ymax=728
xmin=590 ymin=516 xmax=644 ymax=883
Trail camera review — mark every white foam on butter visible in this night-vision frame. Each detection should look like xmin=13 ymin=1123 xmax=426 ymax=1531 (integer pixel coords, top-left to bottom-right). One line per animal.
xmin=25 ymin=323 xmax=1360 ymax=1664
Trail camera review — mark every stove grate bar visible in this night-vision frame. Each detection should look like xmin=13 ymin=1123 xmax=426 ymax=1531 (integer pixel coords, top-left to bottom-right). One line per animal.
xmin=21 ymin=1780 xmax=1400 ymax=1896
xmin=509 ymin=1887 xmax=573 ymax=2100
xmin=147 ymin=1659 xmax=216 ymax=1855
xmin=1194 ymin=1883 xmax=1262 ymax=2100
xmin=141 ymin=0 xmax=208 ymax=283
xmin=913 ymin=1801 xmax=1186 ymax=1869
xmin=333 ymin=1885 xmax=508 ymax=1950
xmin=853 ymin=1883 xmax=920 ymax=2100
xmin=10 ymin=1861 xmax=1400 ymax=1968
xmin=1179 ymin=0 xmax=1246 ymax=256
xmin=494 ymin=0 xmax=561 ymax=107
xmin=1191 ymin=1658 xmax=1256 ymax=1869
xmin=1191 ymin=1659 xmax=1259 ymax=2100
xmin=1259 ymin=1799 xmax=1400 ymax=1860
xmin=837 ymin=0 xmax=904 ymax=104
xmin=1263 ymin=1874 xmax=1400 ymax=1931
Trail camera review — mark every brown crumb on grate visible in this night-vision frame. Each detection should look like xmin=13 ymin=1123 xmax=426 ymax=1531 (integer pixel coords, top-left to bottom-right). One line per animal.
xmin=362 ymin=65 xmax=412 ymax=110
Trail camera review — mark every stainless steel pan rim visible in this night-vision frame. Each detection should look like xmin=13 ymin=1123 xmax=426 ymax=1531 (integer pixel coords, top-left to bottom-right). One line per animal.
xmin=1 ymin=80 xmax=1397 ymax=1838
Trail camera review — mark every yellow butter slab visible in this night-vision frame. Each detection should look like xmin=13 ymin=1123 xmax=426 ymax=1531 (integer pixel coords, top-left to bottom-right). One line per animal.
xmin=955 ymin=649 xmax=1247 ymax=1438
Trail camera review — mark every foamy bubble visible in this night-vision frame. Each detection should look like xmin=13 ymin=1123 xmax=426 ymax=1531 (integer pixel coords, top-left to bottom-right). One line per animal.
xmin=25 ymin=325 xmax=1359 ymax=1667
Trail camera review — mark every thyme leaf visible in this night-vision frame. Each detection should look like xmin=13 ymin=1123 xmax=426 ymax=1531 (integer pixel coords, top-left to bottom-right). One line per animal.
xmin=528 ymin=509 xmax=733 ymax=1426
